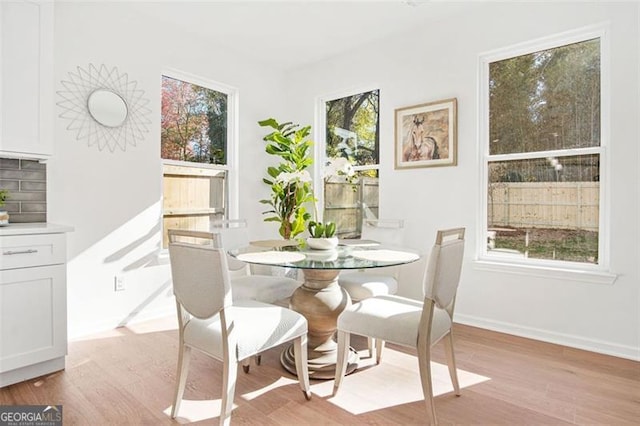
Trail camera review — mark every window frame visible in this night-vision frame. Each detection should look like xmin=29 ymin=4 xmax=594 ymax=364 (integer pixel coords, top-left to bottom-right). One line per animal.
xmin=315 ymin=85 xmax=381 ymax=224
xmin=160 ymin=68 xmax=239 ymax=243
xmin=476 ymin=24 xmax=615 ymax=282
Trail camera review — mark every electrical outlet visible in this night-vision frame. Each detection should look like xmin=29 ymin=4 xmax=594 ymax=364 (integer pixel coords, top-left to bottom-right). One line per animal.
xmin=114 ymin=275 xmax=125 ymax=292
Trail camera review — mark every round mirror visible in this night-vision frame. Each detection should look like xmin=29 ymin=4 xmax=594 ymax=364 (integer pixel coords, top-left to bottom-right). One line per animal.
xmin=87 ymin=89 xmax=128 ymax=127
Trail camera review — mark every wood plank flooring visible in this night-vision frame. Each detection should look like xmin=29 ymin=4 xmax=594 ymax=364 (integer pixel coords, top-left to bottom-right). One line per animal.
xmin=1 ymin=316 xmax=638 ymax=425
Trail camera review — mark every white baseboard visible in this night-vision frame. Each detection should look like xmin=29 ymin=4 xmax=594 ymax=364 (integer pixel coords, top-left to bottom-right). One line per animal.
xmin=68 ymin=306 xmax=176 ymax=341
xmin=454 ymin=313 xmax=640 ymax=361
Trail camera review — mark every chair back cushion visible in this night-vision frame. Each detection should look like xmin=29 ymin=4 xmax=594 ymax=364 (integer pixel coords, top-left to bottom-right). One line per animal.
xmin=361 ymin=219 xmax=404 ymax=246
xmin=169 ymin=243 xmax=232 ymax=319
xmin=423 ymin=228 xmax=465 ymax=309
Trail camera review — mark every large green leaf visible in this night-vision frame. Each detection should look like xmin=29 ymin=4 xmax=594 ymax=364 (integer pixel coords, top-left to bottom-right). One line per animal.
xmin=258 ymin=118 xmax=279 ymax=129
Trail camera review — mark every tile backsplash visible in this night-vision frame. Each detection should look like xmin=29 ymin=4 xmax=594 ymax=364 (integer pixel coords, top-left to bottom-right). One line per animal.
xmin=0 ymin=158 xmax=46 ymax=223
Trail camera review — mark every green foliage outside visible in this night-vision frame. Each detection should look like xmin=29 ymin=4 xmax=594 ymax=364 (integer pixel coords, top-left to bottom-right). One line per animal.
xmin=0 ymin=189 xmax=8 ymax=208
xmin=326 ymin=90 xmax=379 ymax=178
xmin=489 ymin=39 xmax=600 ymax=180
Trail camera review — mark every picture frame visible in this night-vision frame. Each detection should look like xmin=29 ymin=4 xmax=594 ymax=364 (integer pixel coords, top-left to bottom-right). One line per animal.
xmin=394 ymin=97 xmax=457 ymax=169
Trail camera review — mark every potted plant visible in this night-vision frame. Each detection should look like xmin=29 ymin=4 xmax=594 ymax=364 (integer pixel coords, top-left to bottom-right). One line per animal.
xmin=259 ymin=118 xmax=315 ymax=240
xmin=306 ymin=220 xmax=338 ymax=250
xmin=0 ymin=189 xmax=10 ymax=225
xmin=259 ymin=119 xmax=357 ymax=245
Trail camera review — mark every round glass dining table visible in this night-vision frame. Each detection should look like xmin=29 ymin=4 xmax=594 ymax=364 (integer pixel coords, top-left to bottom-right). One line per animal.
xmin=229 ymin=240 xmax=420 ymax=380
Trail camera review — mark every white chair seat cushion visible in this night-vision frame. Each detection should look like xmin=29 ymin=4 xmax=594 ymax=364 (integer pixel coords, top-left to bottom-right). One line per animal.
xmin=338 ymin=272 xmax=398 ymax=301
xmin=338 ymin=295 xmax=451 ymax=347
xmin=231 ymin=275 xmax=300 ymax=304
xmin=184 ymin=300 xmax=307 ymax=361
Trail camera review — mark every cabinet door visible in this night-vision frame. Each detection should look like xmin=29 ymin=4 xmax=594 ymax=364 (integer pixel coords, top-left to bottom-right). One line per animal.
xmin=0 ymin=0 xmax=54 ymax=157
xmin=0 ymin=264 xmax=66 ymax=373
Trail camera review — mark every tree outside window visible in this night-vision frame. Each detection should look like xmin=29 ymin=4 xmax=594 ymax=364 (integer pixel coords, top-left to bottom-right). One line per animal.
xmin=161 ymin=75 xmax=227 ymax=164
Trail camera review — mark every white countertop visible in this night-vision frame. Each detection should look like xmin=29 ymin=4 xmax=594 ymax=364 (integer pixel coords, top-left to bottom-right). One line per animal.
xmin=0 ymin=223 xmax=74 ymax=236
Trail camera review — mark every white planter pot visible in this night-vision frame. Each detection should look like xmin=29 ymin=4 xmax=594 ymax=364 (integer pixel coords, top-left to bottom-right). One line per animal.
xmin=306 ymin=237 xmax=339 ymax=250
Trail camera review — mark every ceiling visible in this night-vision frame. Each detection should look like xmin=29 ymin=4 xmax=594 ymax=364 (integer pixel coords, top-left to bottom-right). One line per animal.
xmin=130 ymin=0 xmax=478 ymax=71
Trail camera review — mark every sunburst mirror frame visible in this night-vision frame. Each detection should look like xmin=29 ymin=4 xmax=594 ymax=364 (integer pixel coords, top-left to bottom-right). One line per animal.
xmin=57 ymin=64 xmax=151 ymax=152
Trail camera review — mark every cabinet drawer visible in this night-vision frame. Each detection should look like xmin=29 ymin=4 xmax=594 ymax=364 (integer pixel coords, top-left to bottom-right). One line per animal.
xmin=0 ymin=233 xmax=66 ymax=270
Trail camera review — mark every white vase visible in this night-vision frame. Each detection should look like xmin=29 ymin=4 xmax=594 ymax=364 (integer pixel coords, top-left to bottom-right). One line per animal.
xmin=306 ymin=237 xmax=339 ymax=250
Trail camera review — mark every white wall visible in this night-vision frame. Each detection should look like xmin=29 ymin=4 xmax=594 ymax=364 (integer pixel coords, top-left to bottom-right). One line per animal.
xmin=48 ymin=2 xmax=286 ymax=338
xmin=284 ymin=1 xmax=639 ymax=359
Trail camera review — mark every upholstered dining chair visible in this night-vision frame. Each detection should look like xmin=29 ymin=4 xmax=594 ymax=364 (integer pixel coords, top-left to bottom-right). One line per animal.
xmin=169 ymin=225 xmax=301 ymax=370
xmin=211 ymin=219 xmax=301 ymax=304
xmin=338 ymin=219 xmax=405 ymax=301
xmin=168 ymin=242 xmax=311 ymax=425
xmin=338 ymin=218 xmax=404 ymax=356
xmin=168 ymin=224 xmax=300 ymax=305
xmin=334 ymin=227 xmax=465 ymax=425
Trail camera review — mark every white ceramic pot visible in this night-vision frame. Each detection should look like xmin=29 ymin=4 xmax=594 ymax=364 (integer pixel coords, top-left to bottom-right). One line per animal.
xmin=306 ymin=237 xmax=339 ymax=250
xmin=0 ymin=210 xmax=9 ymax=226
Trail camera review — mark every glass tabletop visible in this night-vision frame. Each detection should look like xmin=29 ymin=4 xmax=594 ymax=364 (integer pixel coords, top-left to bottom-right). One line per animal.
xmin=228 ymin=240 xmax=421 ymax=270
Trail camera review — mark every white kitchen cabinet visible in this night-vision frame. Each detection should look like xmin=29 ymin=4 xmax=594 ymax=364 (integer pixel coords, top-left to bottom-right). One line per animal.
xmin=0 ymin=225 xmax=72 ymax=387
xmin=0 ymin=0 xmax=54 ymax=158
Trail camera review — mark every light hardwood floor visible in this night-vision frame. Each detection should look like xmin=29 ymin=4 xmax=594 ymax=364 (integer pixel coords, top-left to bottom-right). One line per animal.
xmin=1 ymin=316 xmax=638 ymax=425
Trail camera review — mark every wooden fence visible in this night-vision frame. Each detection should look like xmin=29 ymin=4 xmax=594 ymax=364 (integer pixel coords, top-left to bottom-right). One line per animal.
xmin=488 ymin=182 xmax=599 ymax=231
xmin=162 ymin=164 xmax=225 ymax=247
xmin=324 ymin=177 xmax=379 ymax=237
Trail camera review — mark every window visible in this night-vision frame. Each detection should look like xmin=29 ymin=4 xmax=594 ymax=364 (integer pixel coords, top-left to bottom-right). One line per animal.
xmin=480 ymin=28 xmax=607 ymax=269
xmin=321 ymin=89 xmax=380 ymax=238
xmin=161 ymin=73 xmax=235 ymax=248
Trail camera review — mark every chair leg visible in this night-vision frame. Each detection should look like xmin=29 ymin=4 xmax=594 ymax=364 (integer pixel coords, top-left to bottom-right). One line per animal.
xmin=443 ymin=331 xmax=461 ymax=396
xmin=368 ymin=337 xmax=375 ymax=358
xmin=293 ymin=334 xmax=311 ymax=400
xmin=241 ymin=358 xmax=251 ymax=374
xmin=333 ymin=330 xmax=350 ymax=396
xmin=220 ymin=359 xmax=238 ymax=426
xmin=171 ymin=344 xmax=191 ymax=418
xmin=375 ymin=339 xmax=386 ymax=364
xmin=417 ymin=343 xmax=437 ymax=425
xmin=255 ymin=354 xmax=262 ymax=366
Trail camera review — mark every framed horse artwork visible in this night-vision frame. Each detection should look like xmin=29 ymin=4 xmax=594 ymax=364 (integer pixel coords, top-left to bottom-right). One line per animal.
xmin=394 ymin=98 xmax=457 ymax=169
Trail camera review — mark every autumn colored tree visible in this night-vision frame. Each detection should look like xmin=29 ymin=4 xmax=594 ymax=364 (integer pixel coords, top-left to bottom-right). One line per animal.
xmin=161 ymin=76 xmax=227 ymax=165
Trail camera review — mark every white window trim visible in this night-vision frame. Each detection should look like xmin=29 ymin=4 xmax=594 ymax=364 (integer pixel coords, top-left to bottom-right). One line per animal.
xmin=475 ymin=23 xmax=616 ymax=284
xmin=161 ymin=68 xmax=239 ymax=220
xmin=314 ymin=85 xmax=380 ymax=222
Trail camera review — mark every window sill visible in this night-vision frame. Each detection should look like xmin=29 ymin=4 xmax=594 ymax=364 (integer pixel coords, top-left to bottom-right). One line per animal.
xmin=472 ymin=259 xmax=618 ymax=285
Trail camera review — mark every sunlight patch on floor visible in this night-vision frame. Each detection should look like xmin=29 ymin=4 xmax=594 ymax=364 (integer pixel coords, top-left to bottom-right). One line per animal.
xmin=315 ymin=350 xmax=491 ymax=415
xmin=241 ymin=376 xmax=300 ymax=400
